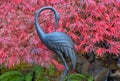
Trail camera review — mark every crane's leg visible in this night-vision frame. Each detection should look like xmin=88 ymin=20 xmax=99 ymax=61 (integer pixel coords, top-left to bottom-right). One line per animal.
xmin=56 ymin=51 xmax=70 ymax=81
xmin=66 ymin=71 xmax=70 ymax=81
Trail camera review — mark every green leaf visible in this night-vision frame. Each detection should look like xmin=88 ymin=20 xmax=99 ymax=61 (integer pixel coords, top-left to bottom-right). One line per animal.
xmin=32 ymin=66 xmax=45 ymax=80
xmin=69 ymin=73 xmax=86 ymax=79
xmin=43 ymin=77 xmax=50 ymax=81
xmin=0 ymin=71 xmax=24 ymax=81
xmin=48 ymin=65 xmax=55 ymax=76
xmin=64 ymin=73 xmax=94 ymax=81
xmin=25 ymin=72 xmax=33 ymax=81
xmin=88 ymin=76 xmax=94 ymax=81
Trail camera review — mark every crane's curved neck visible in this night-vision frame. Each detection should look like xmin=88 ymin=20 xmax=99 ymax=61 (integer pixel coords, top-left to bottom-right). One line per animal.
xmin=35 ymin=6 xmax=59 ymax=40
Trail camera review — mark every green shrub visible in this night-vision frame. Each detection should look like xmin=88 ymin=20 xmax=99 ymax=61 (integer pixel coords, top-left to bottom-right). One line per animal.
xmin=0 ymin=71 xmax=24 ymax=81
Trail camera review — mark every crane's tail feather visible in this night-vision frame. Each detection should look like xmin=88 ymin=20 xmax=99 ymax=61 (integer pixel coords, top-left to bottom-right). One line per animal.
xmin=60 ymin=46 xmax=76 ymax=70
xmin=67 ymin=48 xmax=76 ymax=70
xmin=71 ymin=49 xmax=76 ymax=70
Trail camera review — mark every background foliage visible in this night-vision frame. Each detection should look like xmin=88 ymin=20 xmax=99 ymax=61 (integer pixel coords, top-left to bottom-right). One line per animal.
xmin=0 ymin=0 xmax=120 ymax=69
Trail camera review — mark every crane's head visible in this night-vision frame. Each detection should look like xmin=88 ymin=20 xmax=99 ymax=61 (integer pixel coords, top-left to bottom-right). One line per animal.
xmin=35 ymin=6 xmax=60 ymax=32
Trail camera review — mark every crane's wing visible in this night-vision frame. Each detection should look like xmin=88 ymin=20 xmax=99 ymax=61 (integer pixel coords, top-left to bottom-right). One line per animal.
xmin=45 ymin=32 xmax=76 ymax=69
xmin=46 ymin=32 xmax=74 ymax=49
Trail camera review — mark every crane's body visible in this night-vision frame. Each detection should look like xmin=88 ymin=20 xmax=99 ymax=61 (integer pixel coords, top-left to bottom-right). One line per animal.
xmin=35 ymin=6 xmax=76 ymax=81
xmin=46 ymin=32 xmax=76 ymax=69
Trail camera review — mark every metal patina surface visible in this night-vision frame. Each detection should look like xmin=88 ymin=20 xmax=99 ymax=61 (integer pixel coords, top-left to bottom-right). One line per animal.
xmin=35 ymin=6 xmax=76 ymax=81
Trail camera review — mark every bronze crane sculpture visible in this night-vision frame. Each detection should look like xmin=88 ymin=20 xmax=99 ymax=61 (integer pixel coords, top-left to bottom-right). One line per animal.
xmin=35 ymin=6 xmax=76 ymax=81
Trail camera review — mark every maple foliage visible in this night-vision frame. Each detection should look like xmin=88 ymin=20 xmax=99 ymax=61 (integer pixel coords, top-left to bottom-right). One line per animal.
xmin=0 ymin=0 xmax=120 ymax=69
